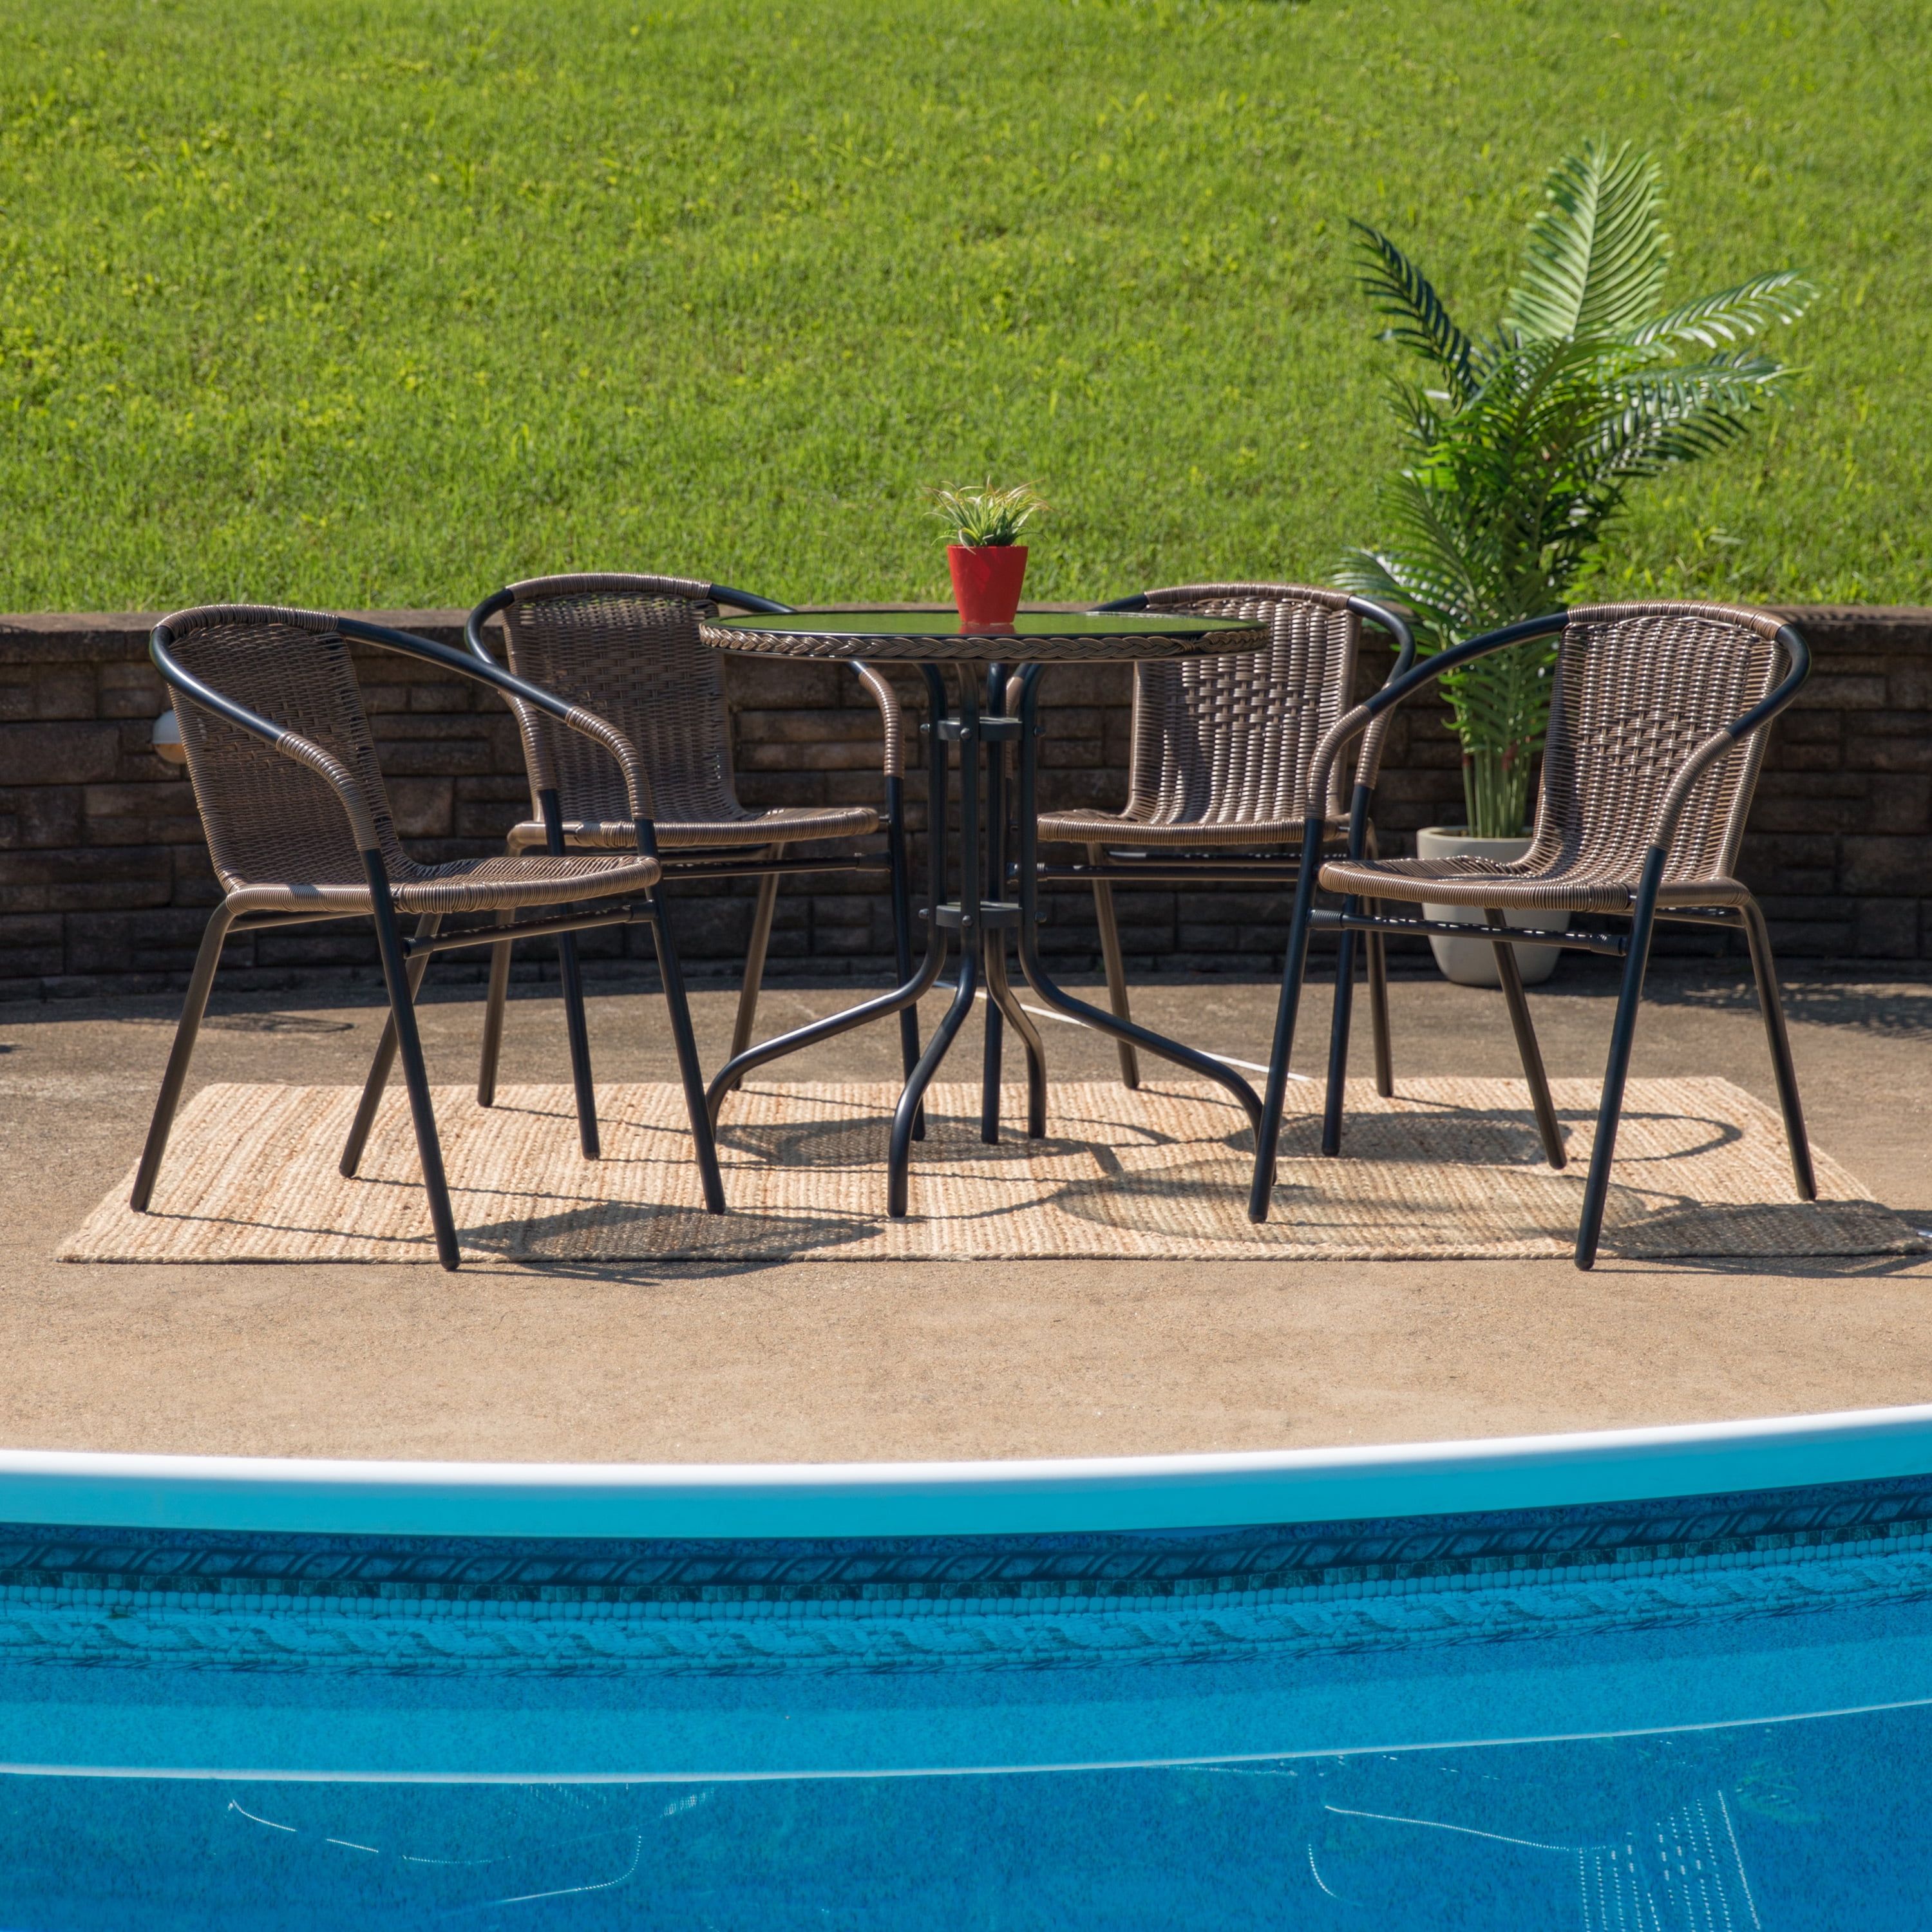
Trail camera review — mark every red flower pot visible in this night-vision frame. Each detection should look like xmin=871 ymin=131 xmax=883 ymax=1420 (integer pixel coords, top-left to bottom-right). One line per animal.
xmin=947 ymin=544 xmax=1028 ymax=630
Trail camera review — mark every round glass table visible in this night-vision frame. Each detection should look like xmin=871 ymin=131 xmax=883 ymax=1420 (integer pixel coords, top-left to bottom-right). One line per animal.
xmin=698 ymin=609 xmax=1270 ymax=1217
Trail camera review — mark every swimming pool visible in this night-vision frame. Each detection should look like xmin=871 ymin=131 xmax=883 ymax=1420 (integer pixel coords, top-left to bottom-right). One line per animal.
xmin=7 ymin=1467 xmax=1932 ymax=1926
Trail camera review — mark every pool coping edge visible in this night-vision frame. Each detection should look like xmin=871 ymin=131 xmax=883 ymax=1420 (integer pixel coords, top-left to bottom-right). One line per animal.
xmin=4 ymin=1404 xmax=1932 ymax=1539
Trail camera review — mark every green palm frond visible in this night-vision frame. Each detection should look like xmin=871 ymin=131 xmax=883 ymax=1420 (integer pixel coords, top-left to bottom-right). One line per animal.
xmin=1337 ymin=477 xmax=1497 ymax=647
xmin=1585 ymin=352 xmax=1793 ymax=476
xmin=1504 ymin=139 xmax=1669 ymax=342
xmin=1382 ymin=376 xmax=1447 ymax=452
xmin=1628 ymin=270 xmax=1817 ymax=348
xmin=1448 ymin=335 xmax=1615 ymax=451
xmin=1338 ymin=137 xmax=1806 ymax=833
xmin=1349 ymin=220 xmax=1477 ymax=402
xmin=1337 ymin=541 xmax=1477 ymax=628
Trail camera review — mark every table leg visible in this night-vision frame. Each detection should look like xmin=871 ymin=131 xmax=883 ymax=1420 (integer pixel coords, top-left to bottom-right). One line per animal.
xmin=884 ymin=666 xmax=1044 ymax=1213
xmin=886 ymin=672 xmax=986 ymax=1211
xmin=981 ymin=663 xmax=1045 ymax=1139
xmin=1009 ymin=663 xmax=1265 ymax=1137
xmin=703 ymin=665 xmax=949 ymax=1126
xmin=979 ymin=663 xmax=1007 ymax=1139
xmin=889 ymin=948 xmax=975 ymax=1219
xmin=703 ymin=658 xmax=1054 ymax=1221
xmin=983 ymin=934 xmax=1046 ymax=1140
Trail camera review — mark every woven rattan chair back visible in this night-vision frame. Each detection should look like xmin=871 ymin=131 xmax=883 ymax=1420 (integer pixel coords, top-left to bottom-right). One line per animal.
xmin=164 ymin=605 xmax=406 ymax=892
xmin=494 ymin=573 xmax=737 ymax=827
xmin=1526 ymin=600 xmax=1790 ymax=890
xmin=1129 ymin=585 xmax=1362 ymax=829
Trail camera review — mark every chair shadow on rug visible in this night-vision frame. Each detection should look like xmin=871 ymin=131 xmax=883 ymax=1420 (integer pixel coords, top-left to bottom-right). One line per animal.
xmin=61 ymin=1077 xmax=1924 ymax=1268
xmin=482 ymin=1200 xmax=885 ymax=1264
xmin=1596 ymin=1199 xmax=1932 ymax=1266
xmin=1048 ymin=1151 xmax=1596 ymax=1250
xmin=1269 ymin=1103 xmax=1742 ymax=1171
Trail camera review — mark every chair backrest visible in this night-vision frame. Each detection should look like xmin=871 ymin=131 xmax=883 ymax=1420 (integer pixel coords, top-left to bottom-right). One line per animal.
xmin=1528 ymin=600 xmax=1794 ymax=885
xmin=158 ymin=605 xmax=408 ymax=892
xmin=489 ymin=574 xmax=739 ymax=826
xmin=1127 ymin=585 xmax=1362 ymax=825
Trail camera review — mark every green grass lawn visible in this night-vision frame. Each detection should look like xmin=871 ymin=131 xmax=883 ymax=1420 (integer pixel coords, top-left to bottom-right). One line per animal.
xmin=1 ymin=0 xmax=1927 ymax=611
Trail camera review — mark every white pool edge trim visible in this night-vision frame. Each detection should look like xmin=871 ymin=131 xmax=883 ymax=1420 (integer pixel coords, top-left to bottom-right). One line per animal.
xmin=5 ymin=1403 xmax=1932 ymax=1539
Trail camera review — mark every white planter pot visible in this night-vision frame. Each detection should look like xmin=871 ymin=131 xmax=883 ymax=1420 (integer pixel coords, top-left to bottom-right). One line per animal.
xmin=1414 ymin=826 xmax=1569 ymax=989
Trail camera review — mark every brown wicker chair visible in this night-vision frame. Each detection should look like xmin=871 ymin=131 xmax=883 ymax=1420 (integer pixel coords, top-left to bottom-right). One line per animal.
xmin=1249 ymin=600 xmax=1815 ymax=1269
xmin=1033 ymin=584 xmax=1413 ymax=1090
xmin=131 ymin=605 xmax=726 ymax=1271
xmin=464 ymin=573 xmax=919 ymax=1104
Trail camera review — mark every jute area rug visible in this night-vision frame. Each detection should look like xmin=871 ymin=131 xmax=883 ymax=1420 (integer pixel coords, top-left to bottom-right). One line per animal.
xmin=62 ymin=1076 xmax=1923 ymax=1265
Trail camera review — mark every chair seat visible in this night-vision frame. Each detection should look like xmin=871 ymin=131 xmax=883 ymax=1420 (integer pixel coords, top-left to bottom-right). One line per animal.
xmin=1319 ymin=853 xmax=1751 ymax=914
xmin=1037 ymin=807 xmax=1340 ymax=850
xmin=508 ymin=806 xmax=880 ymax=854
xmin=229 ymin=851 xmax=662 ymax=919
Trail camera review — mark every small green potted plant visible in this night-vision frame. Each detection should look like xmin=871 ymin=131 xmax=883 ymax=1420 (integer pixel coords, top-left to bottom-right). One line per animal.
xmin=1337 ymin=138 xmax=1810 ymax=986
xmin=925 ymin=482 xmax=1047 ymax=630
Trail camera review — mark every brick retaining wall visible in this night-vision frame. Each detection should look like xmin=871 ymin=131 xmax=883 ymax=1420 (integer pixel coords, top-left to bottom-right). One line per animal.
xmin=1 ymin=605 xmax=1926 ymax=998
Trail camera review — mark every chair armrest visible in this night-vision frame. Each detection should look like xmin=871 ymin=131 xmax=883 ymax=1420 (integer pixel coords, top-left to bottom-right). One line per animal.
xmin=1306 ymin=610 xmax=1570 ymax=817
xmin=150 ymin=625 xmax=389 ymax=853
xmin=1345 ymin=596 xmax=1417 ymax=795
xmin=849 ymin=663 xmax=905 ymax=779
xmin=708 ymin=583 xmax=792 ymax=616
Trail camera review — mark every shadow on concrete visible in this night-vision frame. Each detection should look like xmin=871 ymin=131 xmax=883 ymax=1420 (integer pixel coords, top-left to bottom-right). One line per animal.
xmin=1493 ymin=959 xmax=1932 ymax=1036
xmin=1639 ymin=976 xmax=1932 ymax=1037
xmin=1600 ymin=1229 xmax=1932 ymax=1280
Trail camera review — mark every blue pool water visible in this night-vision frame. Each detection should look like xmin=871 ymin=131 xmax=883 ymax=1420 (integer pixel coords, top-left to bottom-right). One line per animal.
xmin=7 ymin=1476 xmax=1932 ymax=1925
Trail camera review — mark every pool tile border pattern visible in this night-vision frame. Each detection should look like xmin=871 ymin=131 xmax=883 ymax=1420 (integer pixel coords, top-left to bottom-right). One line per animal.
xmin=6 ymin=1475 xmax=1932 ymax=1675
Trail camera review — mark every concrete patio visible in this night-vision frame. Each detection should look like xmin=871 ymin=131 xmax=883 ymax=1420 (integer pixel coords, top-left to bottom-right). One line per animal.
xmin=1 ymin=963 xmax=1927 ymax=1466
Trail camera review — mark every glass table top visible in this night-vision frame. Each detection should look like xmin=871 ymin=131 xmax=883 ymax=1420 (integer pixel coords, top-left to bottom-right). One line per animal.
xmin=703 ymin=607 xmax=1267 ymax=661
xmin=714 ymin=609 xmax=1252 ymax=637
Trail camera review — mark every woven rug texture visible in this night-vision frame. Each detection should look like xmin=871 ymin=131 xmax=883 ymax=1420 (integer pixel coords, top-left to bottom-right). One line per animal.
xmin=61 ymin=1077 xmax=1922 ymax=1265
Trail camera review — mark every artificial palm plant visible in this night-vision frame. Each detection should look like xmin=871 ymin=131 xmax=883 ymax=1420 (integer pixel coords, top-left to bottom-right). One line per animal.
xmin=1337 ymin=139 xmax=1814 ymax=837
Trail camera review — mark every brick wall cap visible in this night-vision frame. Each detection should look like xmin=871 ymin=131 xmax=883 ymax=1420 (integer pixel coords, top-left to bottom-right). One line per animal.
xmin=2 ymin=601 xmax=1925 ymax=630
xmin=0 ymin=611 xmax=473 ymax=635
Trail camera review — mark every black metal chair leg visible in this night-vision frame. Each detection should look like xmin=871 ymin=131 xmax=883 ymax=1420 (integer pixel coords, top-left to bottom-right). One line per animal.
xmin=1248 ymin=819 xmax=1323 ymax=1223
xmin=1487 ymin=909 xmax=1566 ymax=1170
xmin=1361 ymin=826 xmax=1394 ymax=1098
xmin=1090 ymin=845 xmax=1141 ymax=1091
xmin=342 ymin=912 xmax=441 ymax=1179
xmin=529 ymin=784 xmax=601 ymax=1159
xmin=363 ymin=864 xmax=460 ymax=1271
xmin=130 ymin=901 xmax=240 ymax=1211
xmin=1741 ymin=896 xmax=1816 ymax=1200
xmin=1575 ymin=860 xmax=1664 ymax=1271
xmin=1320 ymin=909 xmax=1359 ymax=1156
xmin=476 ymin=911 xmax=514 ymax=1105
xmin=649 ymin=893 xmax=726 ymax=1214
xmin=555 ymin=927 xmax=600 ymax=1161
xmin=727 ymin=867 xmax=781 ymax=1095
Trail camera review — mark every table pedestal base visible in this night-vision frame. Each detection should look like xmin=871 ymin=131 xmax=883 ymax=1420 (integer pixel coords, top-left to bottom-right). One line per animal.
xmin=705 ymin=661 xmax=1265 ymax=1218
